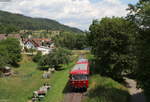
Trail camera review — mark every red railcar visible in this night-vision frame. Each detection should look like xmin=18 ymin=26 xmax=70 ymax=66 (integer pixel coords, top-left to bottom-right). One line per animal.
xmin=69 ymin=58 xmax=89 ymax=91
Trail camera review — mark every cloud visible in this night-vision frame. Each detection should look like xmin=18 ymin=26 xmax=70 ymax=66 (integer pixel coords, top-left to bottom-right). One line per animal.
xmin=0 ymin=0 xmax=129 ymax=30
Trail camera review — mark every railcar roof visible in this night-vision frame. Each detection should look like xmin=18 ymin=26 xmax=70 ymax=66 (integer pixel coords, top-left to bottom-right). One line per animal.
xmin=72 ymin=63 xmax=88 ymax=71
xmin=77 ymin=58 xmax=88 ymax=63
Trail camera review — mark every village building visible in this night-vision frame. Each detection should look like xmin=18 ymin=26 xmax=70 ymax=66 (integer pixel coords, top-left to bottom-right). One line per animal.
xmin=23 ymin=38 xmax=54 ymax=55
xmin=37 ymin=46 xmax=52 ymax=55
xmin=0 ymin=34 xmax=21 ymax=40
xmin=7 ymin=34 xmax=21 ymax=39
xmin=0 ymin=34 xmax=55 ymax=55
xmin=49 ymin=30 xmax=62 ymax=35
xmin=23 ymin=39 xmax=39 ymax=49
xmin=0 ymin=34 xmax=6 ymax=40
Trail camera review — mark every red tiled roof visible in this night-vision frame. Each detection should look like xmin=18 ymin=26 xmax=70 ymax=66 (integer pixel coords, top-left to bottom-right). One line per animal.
xmin=0 ymin=34 xmax=21 ymax=41
xmin=7 ymin=34 xmax=21 ymax=39
xmin=32 ymin=38 xmax=51 ymax=42
xmin=24 ymin=38 xmax=52 ymax=48
xmin=0 ymin=34 xmax=6 ymax=40
xmin=32 ymin=38 xmax=51 ymax=46
xmin=24 ymin=39 xmax=40 ymax=47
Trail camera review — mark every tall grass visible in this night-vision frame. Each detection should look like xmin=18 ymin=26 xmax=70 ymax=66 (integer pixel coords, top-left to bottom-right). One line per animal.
xmin=83 ymin=75 xmax=130 ymax=102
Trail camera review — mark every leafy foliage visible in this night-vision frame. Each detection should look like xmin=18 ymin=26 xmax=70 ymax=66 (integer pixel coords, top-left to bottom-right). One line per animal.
xmin=0 ymin=10 xmax=82 ymax=33
xmin=0 ymin=46 xmax=9 ymax=68
xmin=0 ymin=24 xmax=20 ymax=34
xmin=127 ymin=0 xmax=150 ymax=99
xmin=32 ymin=51 xmax=42 ymax=63
xmin=89 ymin=17 xmax=137 ymax=81
xmin=0 ymin=38 xmax=21 ymax=68
xmin=127 ymin=0 xmax=150 ymax=28
xmin=38 ymin=48 xmax=71 ymax=70
xmin=52 ymin=32 xmax=87 ymax=50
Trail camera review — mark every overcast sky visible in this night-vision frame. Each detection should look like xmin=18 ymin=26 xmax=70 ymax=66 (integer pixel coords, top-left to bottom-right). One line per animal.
xmin=0 ymin=0 xmax=139 ymax=30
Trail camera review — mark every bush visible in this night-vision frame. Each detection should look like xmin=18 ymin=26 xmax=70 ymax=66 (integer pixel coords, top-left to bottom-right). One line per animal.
xmin=127 ymin=0 xmax=150 ymax=99
xmin=38 ymin=48 xmax=71 ymax=70
xmin=0 ymin=71 xmax=4 ymax=77
xmin=33 ymin=51 xmax=42 ymax=62
xmin=0 ymin=38 xmax=21 ymax=67
xmin=89 ymin=17 xmax=137 ymax=81
xmin=52 ymin=32 xmax=87 ymax=50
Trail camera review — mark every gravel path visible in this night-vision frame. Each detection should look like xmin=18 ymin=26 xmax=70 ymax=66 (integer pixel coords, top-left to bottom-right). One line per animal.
xmin=125 ymin=78 xmax=146 ymax=102
xmin=63 ymin=92 xmax=83 ymax=102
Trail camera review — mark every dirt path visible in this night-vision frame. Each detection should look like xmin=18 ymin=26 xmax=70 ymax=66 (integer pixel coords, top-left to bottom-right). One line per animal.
xmin=125 ymin=78 xmax=146 ymax=102
xmin=63 ymin=92 xmax=84 ymax=102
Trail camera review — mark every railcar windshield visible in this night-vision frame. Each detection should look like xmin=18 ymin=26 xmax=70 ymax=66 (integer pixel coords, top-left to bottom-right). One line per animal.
xmin=71 ymin=74 xmax=88 ymax=80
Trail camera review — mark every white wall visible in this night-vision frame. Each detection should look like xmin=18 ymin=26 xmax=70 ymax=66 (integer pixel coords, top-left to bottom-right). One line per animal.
xmin=37 ymin=46 xmax=52 ymax=55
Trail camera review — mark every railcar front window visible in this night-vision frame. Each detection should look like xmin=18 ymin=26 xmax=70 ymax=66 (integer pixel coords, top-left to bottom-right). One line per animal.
xmin=71 ymin=75 xmax=88 ymax=80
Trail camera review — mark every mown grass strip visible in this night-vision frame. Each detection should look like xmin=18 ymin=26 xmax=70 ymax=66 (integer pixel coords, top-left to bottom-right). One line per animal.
xmin=43 ymin=61 xmax=75 ymax=102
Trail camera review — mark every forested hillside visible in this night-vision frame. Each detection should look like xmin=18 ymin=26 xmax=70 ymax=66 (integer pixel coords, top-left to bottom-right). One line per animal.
xmin=0 ymin=10 xmax=83 ymax=33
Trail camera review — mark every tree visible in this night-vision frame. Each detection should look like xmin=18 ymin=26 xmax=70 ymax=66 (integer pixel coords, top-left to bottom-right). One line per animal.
xmin=0 ymin=24 xmax=19 ymax=34
xmin=0 ymin=10 xmax=83 ymax=33
xmin=0 ymin=38 xmax=22 ymax=66
xmin=52 ymin=32 xmax=87 ymax=50
xmin=89 ymin=17 xmax=137 ymax=81
xmin=38 ymin=48 xmax=71 ymax=70
xmin=75 ymin=34 xmax=87 ymax=49
xmin=127 ymin=0 xmax=150 ymax=99
xmin=0 ymin=45 xmax=9 ymax=68
xmin=33 ymin=51 xmax=42 ymax=62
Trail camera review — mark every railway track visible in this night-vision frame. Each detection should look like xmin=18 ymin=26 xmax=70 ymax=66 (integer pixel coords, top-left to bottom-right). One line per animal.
xmin=63 ymin=54 xmax=87 ymax=102
xmin=63 ymin=92 xmax=84 ymax=102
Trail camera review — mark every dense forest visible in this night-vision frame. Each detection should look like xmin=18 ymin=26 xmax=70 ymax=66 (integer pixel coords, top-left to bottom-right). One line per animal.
xmin=52 ymin=32 xmax=87 ymax=50
xmin=0 ymin=10 xmax=83 ymax=33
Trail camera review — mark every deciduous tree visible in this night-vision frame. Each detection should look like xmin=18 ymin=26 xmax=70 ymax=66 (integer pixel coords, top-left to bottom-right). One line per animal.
xmin=89 ymin=17 xmax=137 ymax=81
xmin=38 ymin=48 xmax=71 ymax=70
xmin=0 ymin=38 xmax=21 ymax=67
xmin=127 ymin=0 xmax=150 ymax=99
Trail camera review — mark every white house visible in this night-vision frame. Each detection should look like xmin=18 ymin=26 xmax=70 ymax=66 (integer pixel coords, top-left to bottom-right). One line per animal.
xmin=23 ymin=38 xmax=54 ymax=55
xmin=37 ymin=46 xmax=52 ymax=55
xmin=24 ymin=39 xmax=39 ymax=49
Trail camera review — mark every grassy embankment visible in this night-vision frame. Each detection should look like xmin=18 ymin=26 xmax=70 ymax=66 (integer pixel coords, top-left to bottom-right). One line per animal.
xmin=0 ymin=52 xmax=78 ymax=102
xmin=83 ymin=75 xmax=130 ymax=102
xmin=0 ymin=51 xmax=130 ymax=102
xmin=83 ymin=54 xmax=130 ymax=102
xmin=0 ymin=55 xmax=47 ymax=102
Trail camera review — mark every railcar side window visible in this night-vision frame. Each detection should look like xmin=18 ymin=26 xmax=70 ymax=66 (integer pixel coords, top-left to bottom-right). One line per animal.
xmin=71 ymin=74 xmax=88 ymax=80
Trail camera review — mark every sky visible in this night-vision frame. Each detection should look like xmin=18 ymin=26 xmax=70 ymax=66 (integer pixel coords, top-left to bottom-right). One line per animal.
xmin=0 ymin=0 xmax=139 ymax=30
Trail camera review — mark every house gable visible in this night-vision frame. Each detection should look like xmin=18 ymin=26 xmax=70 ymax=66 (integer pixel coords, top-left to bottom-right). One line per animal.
xmin=24 ymin=40 xmax=37 ymax=49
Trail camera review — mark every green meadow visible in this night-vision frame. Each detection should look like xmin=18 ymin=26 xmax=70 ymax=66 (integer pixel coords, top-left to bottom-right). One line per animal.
xmin=0 ymin=55 xmax=75 ymax=102
xmin=0 ymin=52 xmax=130 ymax=102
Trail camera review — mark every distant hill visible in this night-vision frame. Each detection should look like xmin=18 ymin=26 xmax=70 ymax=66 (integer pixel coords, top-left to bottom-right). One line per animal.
xmin=0 ymin=10 xmax=83 ymax=33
